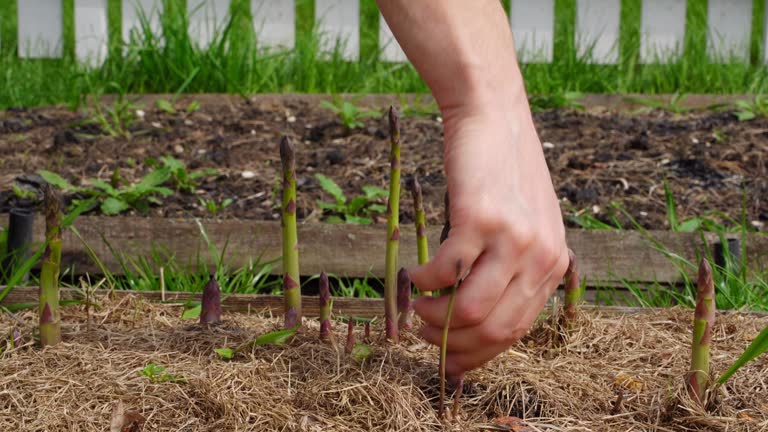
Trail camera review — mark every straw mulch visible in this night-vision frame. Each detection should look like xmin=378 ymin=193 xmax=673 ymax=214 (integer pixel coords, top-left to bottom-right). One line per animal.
xmin=1 ymin=294 xmax=766 ymax=432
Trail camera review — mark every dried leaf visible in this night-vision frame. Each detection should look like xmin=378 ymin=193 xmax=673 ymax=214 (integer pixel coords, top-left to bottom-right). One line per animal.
xmin=615 ymin=373 xmax=645 ymax=392
xmin=493 ymin=416 xmax=534 ymax=431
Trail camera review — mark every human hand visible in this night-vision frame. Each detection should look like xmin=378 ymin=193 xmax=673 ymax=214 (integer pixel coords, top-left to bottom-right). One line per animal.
xmin=409 ymin=100 xmax=569 ymax=376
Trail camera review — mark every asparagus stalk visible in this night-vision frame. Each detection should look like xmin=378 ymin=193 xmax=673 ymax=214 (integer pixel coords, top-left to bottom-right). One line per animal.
xmin=384 ymin=107 xmax=402 ymax=343
xmin=39 ymin=185 xmax=62 ymax=347
xmin=439 ymin=264 xmax=464 ymax=419
xmin=408 ymin=176 xmax=429 ymax=266
xmin=200 ymin=276 xmax=222 ymax=324
xmin=563 ymin=249 xmax=581 ymax=322
xmin=319 ymin=272 xmax=332 ymax=341
xmin=397 ymin=267 xmax=413 ymax=330
xmin=345 ymin=319 xmax=355 ymax=354
xmin=280 ymin=136 xmax=302 ymax=329
xmin=687 ymin=258 xmax=716 ymax=406
xmin=11 ymin=328 xmax=22 ymax=349
xmin=364 ymin=321 xmax=371 ymax=341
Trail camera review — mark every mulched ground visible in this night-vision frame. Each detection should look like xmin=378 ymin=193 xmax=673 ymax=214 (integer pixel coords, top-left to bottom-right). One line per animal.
xmin=1 ymin=95 xmax=766 ymax=230
xmin=1 ymin=294 xmax=766 ymax=431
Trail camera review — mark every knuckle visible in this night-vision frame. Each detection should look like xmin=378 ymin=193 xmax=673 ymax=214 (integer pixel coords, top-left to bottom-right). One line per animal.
xmin=479 ymin=323 xmax=516 ymax=345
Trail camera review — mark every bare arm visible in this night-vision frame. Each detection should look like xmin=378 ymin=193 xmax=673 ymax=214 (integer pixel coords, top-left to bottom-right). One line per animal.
xmin=378 ymin=0 xmax=569 ymax=375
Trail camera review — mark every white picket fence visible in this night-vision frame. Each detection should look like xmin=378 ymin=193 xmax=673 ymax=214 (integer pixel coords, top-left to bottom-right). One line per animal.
xmin=1 ymin=0 xmax=764 ymax=65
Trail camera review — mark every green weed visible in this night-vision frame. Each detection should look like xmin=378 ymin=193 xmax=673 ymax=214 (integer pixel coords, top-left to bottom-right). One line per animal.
xmin=314 ymin=174 xmax=387 ymax=224
xmin=320 ymin=99 xmax=382 ymax=129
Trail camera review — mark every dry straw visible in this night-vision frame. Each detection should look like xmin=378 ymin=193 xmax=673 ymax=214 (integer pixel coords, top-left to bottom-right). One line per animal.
xmin=0 ymin=293 xmax=766 ymax=431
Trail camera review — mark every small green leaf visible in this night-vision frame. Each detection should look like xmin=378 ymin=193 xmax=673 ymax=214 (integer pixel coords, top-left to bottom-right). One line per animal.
xmin=160 ymin=156 xmax=185 ymax=172
xmin=317 ymin=201 xmax=344 ymax=212
xmin=345 ymin=216 xmax=372 ymax=225
xmin=252 ymin=325 xmax=299 ymax=345
xmin=315 ymin=174 xmax=346 ymax=205
xmin=215 ymin=348 xmax=235 ymax=360
xmin=320 ymin=100 xmax=340 ymax=113
xmin=182 ymin=304 xmax=202 ymax=319
xmin=677 ymin=218 xmax=703 ymax=233
xmin=368 ymin=204 xmax=386 ymax=214
xmin=186 ymin=100 xmax=201 ymax=113
xmin=736 ymin=110 xmax=756 ymax=122
xmin=348 ymin=196 xmax=370 ymax=214
xmin=717 ymin=325 xmax=768 ymax=385
xmin=37 ymin=170 xmax=79 ymax=191
xmin=351 ymin=344 xmax=373 ymax=363
xmin=156 ymin=99 xmax=176 ymax=114
xmin=90 ymin=178 xmax=119 ymax=196
xmin=101 ymin=197 xmax=130 ymax=215
xmin=324 ymin=215 xmax=344 ymax=224
xmin=362 ymin=185 xmax=387 ymax=199
xmin=135 ymin=168 xmax=172 ymax=191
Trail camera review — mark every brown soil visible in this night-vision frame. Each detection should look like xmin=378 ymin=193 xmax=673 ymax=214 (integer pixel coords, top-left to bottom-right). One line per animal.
xmin=1 ymin=95 xmax=766 ymax=230
xmin=1 ymin=295 xmax=766 ymax=431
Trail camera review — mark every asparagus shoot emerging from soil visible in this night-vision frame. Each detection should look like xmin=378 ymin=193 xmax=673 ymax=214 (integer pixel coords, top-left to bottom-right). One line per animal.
xmin=319 ymin=272 xmax=332 ymax=341
xmin=384 ymin=106 xmax=402 ymax=343
xmin=200 ymin=276 xmax=222 ymax=324
xmin=687 ymin=258 xmax=716 ymax=406
xmin=397 ymin=267 xmax=413 ymax=330
xmin=345 ymin=319 xmax=355 ymax=354
xmin=280 ymin=136 xmax=302 ymax=329
xmin=408 ymin=176 xmax=429 ymax=266
xmin=563 ymin=249 xmax=581 ymax=322
xmin=11 ymin=328 xmax=23 ymax=349
xmin=439 ymin=263 xmax=464 ymax=420
xmin=39 ymin=185 xmax=62 ymax=347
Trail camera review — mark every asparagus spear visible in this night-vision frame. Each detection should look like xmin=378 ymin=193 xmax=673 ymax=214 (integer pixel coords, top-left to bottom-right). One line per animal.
xmin=345 ymin=319 xmax=355 ymax=354
xmin=687 ymin=258 xmax=716 ymax=406
xmin=200 ymin=276 xmax=222 ymax=324
xmin=39 ymin=185 xmax=62 ymax=347
xmin=439 ymin=263 xmax=464 ymax=419
xmin=563 ymin=249 xmax=581 ymax=322
xmin=397 ymin=267 xmax=413 ymax=330
xmin=280 ymin=136 xmax=302 ymax=329
xmin=319 ymin=272 xmax=332 ymax=341
xmin=384 ymin=107 xmax=402 ymax=343
xmin=408 ymin=176 xmax=429 ymax=266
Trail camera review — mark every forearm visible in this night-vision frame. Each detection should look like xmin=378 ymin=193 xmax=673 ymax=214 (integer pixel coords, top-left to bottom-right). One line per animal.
xmin=376 ymin=0 xmax=527 ymax=115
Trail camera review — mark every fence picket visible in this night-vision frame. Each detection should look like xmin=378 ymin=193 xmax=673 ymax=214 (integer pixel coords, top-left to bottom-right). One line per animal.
xmin=640 ymin=0 xmax=685 ymax=63
xmin=75 ymin=0 xmax=109 ymax=65
xmin=707 ymin=0 xmax=752 ymax=62
xmin=378 ymin=14 xmax=405 ymax=62
xmin=315 ymin=0 xmax=359 ymax=60
xmin=188 ymin=0 xmax=231 ymax=49
xmin=765 ymin=0 xmax=768 ymax=64
xmin=17 ymin=0 xmax=63 ymax=58
xmin=122 ymin=0 xmax=163 ymax=45
xmin=509 ymin=0 xmax=554 ymax=63
xmin=576 ymin=0 xmax=621 ymax=64
xmin=251 ymin=0 xmax=295 ymax=50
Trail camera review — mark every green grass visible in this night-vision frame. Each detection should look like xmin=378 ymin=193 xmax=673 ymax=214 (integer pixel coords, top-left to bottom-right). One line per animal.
xmin=594 ymin=194 xmax=768 ymax=311
xmin=1 ymin=0 xmax=768 ymax=109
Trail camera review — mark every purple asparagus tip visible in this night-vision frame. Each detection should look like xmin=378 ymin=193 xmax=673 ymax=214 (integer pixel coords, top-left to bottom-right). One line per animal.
xmin=200 ymin=276 xmax=222 ymax=324
xmin=345 ymin=319 xmax=355 ymax=354
xmin=397 ymin=267 xmax=413 ymax=330
xmin=319 ymin=271 xmax=332 ymax=341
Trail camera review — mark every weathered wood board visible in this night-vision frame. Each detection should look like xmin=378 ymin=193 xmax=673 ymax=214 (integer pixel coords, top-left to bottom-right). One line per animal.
xmin=2 ymin=216 xmax=765 ymax=286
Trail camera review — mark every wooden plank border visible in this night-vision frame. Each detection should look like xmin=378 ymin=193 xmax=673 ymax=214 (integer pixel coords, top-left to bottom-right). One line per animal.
xmin=2 ymin=216 xmax=766 ymax=285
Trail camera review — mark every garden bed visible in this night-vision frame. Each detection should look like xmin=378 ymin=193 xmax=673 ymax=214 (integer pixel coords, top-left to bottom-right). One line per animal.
xmin=1 ymin=94 xmax=766 ymax=231
xmin=1 ymin=293 xmax=766 ymax=431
